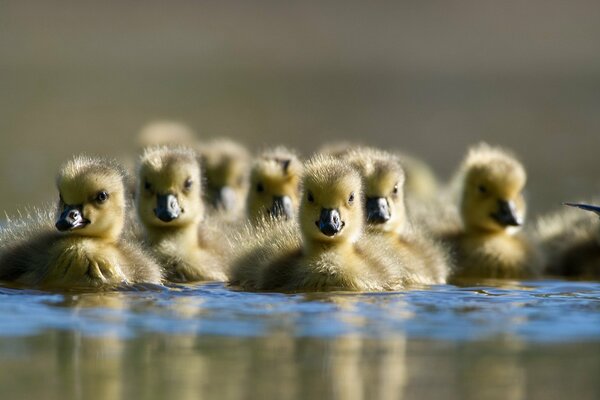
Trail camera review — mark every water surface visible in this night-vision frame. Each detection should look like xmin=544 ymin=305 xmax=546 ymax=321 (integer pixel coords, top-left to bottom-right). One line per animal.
xmin=1 ymin=280 xmax=600 ymax=400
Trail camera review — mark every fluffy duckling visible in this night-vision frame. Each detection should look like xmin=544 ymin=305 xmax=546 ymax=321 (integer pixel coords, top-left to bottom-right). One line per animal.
xmin=198 ymin=139 xmax=251 ymax=219
xmin=136 ymin=146 xmax=228 ymax=282
xmin=246 ymin=147 xmax=303 ymax=223
xmin=443 ymin=143 xmax=541 ymax=280
xmin=344 ymin=147 xmax=448 ymax=283
xmin=0 ymin=155 xmax=162 ymax=289
xmin=535 ymin=202 xmax=600 ymax=278
xmin=231 ymin=155 xmax=421 ymax=292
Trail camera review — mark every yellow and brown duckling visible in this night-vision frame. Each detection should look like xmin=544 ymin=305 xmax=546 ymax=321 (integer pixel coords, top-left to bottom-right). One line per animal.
xmin=442 ymin=143 xmax=541 ymax=281
xmin=0 ymin=155 xmax=163 ymax=289
xmin=198 ymin=138 xmax=251 ymax=219
xmin=536 ymin=202 xmax=600 ymax=279
xmin=136 ymin=146 xmax=228 ymax=282
xmin=246 ymin=147 xmax=303 ymax=224
xmin=344 ymin=147 xmax=448 ymax=284
xmin=231 ymin=155 xmax=422 ymax=292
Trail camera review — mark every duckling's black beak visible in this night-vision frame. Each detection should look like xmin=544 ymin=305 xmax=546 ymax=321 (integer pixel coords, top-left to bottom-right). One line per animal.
xmin=270 ymin=195 xmax=293 ymax=220
xmin=154 ymin=194 xmax=180 ymax=222
xmin=217 ymin=186 xmax=236 ymax=212
xmin=315 ymin=208 xmax=344 ymax=237
xmin=563 ymin=202 xmax=600 ymax=217
xmin=491 ymin=200 xmax=522 ymax=227
xmin=56 ymin=205 xmax=89 ymax=231
xmin=366 ymin=197 xmax=391 ymax=224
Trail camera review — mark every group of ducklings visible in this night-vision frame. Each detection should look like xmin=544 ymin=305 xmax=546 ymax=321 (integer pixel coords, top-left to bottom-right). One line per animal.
xmin=1 ymin=122 xmax=599 ymax=292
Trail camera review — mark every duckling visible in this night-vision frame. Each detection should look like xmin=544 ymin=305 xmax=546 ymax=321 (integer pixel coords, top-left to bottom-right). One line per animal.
xmin=535 ymin=202 xmax=600 ymax=278
xmin=246 ymin=147 xmax=303 ymax=223
xmin=231 ymin=155 xmax=421 ymax=292
xmin=442 ymin=143 xmax=541 ymax=280
xmin=343 ymin=147 xmax=448 ymax=283
xmin=0 ymin=155 xmax=163 ymax=289
xmin=198 ymin=139 xmax=251 ymax=219
xmin=136 ymin=146 xmax=228 ymax=282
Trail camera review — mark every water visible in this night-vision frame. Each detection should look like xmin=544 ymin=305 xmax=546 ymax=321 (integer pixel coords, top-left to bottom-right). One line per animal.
xmin=1 ymin=281 xmax=600 ymax=400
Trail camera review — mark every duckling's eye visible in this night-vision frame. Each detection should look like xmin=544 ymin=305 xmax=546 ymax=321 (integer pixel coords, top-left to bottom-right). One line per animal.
xmin=392 ymin=184 xmax=399 ymax=195
xmin=478 ymin=185 xmax=488 ymax=194
xmin=144 ymin=181 xmax=152 ymax=191
xmin=348 ymin=192 xmax=355 ymax=204
xmin=184 ymin=178 xmax=193 ymax=190
xmin=96 ymin=191 xmax=109 ymax=203
xmin=256 ymin=182 xmax=264 ymax=193
xmin=307 ymin=191 xmax=314 ymax=203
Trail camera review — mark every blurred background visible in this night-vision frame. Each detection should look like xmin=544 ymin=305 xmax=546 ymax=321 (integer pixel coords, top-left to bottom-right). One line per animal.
xmin=1 ymin=0 xmax=600 ymax=216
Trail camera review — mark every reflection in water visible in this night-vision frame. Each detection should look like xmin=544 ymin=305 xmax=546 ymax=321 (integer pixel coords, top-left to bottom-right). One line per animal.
xmin=1 ymin=282 xmax=600 ymax=399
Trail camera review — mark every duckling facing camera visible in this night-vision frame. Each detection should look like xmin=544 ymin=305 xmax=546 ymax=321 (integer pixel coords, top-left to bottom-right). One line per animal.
xmin=0 ymin=155 xmax=163 ymax=289
xmin=536 ymin=202 xmax=600 ymax=278
xmin=231 ymin=155 xmax=418 ymax=292
xmin=136 ymin=146 xmax=228 ymax=282
xmin=198 ymin=139 xmax=251 ymax=219
xmin=443 ymin=143 xmax=541 ymax=280
xmin=246 ymin=147 xmax=303 ymax=224
xmin=344 ymin=147 xmax=448 ymax=284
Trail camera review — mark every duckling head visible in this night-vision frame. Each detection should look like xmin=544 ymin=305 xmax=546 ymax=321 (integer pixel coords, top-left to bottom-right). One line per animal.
xmin=459 ymin=143 xmax=527 ymax=233
xmin=136 ymin=146 xmax=204 ymax=229
xmin=345 ymin=147 xmax=407 ymax=233
xmin=199 ymin=139 xmax=250 ymax=214
xmin=300 ymin=155 xmax=364 ymax=246
xmin=247 ymin=147 xmax=303 ymax=222
xmin=55 ymin=155 xmax=128 ymax=241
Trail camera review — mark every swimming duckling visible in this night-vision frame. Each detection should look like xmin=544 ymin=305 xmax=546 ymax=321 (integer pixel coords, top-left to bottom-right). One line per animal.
xmin=231 ymin=155 xmax=419 ymax=292
xmin=0 ymin=155 xmax=163 ymax=289
xmin=198 ymin=139 xmax=251 ymax=219
xmin=246 ymin=147 xmax=303 ymax=223
xmin=443 ymin=143 xmax=541 ymax=280
xmin=344 ymin=147 xmax=448 ymax=283
xmin=136 ymin=146 xmax=228 ymax=282
xmin=535 ymin=202 xmax=600 ymax=278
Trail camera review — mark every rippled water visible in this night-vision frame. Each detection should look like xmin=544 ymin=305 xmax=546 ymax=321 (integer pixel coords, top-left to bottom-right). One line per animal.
xmin=1 ymin=280 xmax=600 ymax=400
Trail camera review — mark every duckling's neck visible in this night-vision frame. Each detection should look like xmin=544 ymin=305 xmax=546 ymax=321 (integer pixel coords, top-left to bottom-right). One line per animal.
xmin=304 ymin=238 xmax=354 ymax=258
xmin=145 ymin=223 xmax=198 ymax=248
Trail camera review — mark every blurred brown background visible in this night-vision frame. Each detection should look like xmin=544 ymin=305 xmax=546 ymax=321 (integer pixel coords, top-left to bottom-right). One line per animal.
xmin=1 ymin=0 xmax=599 ymax=216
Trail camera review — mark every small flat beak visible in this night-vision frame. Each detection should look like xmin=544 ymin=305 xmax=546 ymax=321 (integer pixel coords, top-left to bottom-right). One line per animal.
xmin=366 ymin=197 xmax=391 ymax=224
xmin=315 ymin=208 xmax=344 ymax=237
xmin=270 ymin=195 xmax=293 ymax=220
xmin=563 ymin=202 xmax=600 ymax=217
xmin=492 ymin=200 xmax=522 ymax=227
xmin=154 ymin=193 xmax=181 ymax=222
xmin=55 ymin=205 xmax=89 ymax=232
xmin=217 ymin=186 xmax=236 ymax=212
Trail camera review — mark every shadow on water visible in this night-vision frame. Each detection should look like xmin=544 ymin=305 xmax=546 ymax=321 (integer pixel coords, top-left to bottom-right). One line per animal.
xmin=0 ymin=281 xmax=600 ymax=399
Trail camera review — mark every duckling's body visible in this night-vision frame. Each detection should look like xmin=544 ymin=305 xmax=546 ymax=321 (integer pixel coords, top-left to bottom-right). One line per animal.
xmin=246 ymin=147 xmax=303 ymax=223
xmin=231 ymin=155 xmax=421 ymax=292
xmin=343 ymin=146 xmax=448 ymax=284
xmin=198 ymin=139 xmax=250 ymax=219
xmin=441 ymin=143 xmax=541 ymax=281
xmin=136 ymin=146 xmax=228 ymax=282
xmin=0 ymin=156 xmax=162 ymax=289
xmin=536 ymin=202 xmax=600 ymax=278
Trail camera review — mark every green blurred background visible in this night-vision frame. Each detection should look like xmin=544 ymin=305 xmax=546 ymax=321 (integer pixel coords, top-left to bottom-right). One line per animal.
xmin=1 ymin=0 xmax=600 ymax=216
